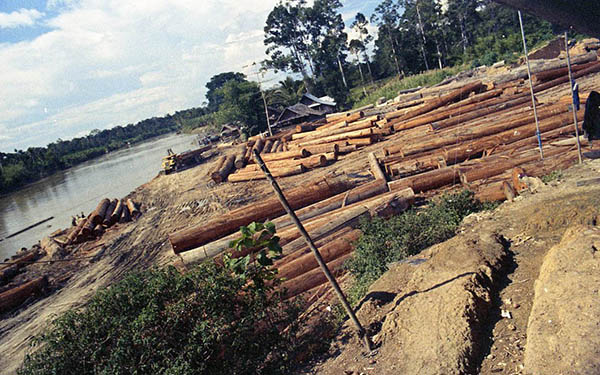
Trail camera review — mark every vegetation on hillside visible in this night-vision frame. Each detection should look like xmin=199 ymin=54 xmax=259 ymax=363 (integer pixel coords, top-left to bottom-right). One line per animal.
xmin=19 ymin=223 xmax=302 ymax=375
xmin=345 ymin=191 xmax=494 ymax=303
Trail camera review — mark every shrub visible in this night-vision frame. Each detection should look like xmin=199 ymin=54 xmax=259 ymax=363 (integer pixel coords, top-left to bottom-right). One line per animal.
xmin=541 ymin=170 xmax=563 ymax=183
xmin=19 ymin=224 xmax=300 ymax=375
xmin=345 ymin=190 xmax=488 ymax=304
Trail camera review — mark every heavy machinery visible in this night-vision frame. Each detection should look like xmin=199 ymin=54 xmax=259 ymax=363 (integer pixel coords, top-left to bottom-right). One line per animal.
xmin=161 ymin=146 xmax=210 ymax=174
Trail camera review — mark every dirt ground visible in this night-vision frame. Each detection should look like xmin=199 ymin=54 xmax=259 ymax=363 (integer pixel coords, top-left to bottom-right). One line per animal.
xmin=1 ymin=65 xmax=599 ymax=374
xmin=308 ymin=156 xmax=600 ymax=375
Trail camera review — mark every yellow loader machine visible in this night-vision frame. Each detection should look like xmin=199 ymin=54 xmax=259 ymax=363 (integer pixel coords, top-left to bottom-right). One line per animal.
xmin=161 ymin=146 xmax=210 ymax=174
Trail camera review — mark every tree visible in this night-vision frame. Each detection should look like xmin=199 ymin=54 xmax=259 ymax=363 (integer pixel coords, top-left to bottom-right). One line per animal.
xmin=349 ymin=39 xmax=367 ymax=95
xmin=205 ymin=72 xmax=246 ymax=112
xmin=264 ymin=0 xmax=313 ymax=89
xmin=371 ymin=0 xmax=403 ymax=78
xmin=446 ymin=0 xmax=482 ymax=56
xmin=268 ymin=77 xmax=306 ymax=109
xmin=351 ymin=12 xmax=374 ymax=83
xmin=214 ymin=79 xmax=267 ymax=135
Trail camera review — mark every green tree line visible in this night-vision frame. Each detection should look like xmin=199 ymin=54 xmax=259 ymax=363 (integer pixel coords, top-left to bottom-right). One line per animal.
xmin=260 ymin=0 xmax=558 ymax=106
xmin=190 ymin=0 xmax=560 ymax=136
xmin=0 ymin=114 xmax=188 ymax=194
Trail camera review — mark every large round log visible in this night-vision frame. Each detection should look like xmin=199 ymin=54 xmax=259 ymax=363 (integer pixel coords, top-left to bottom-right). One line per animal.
xmin=227 ymin=165 xmax=305 ymax=183
xmin=532 ymin=61 xmax=599 ymax=84
xmin=325 ymin=111 xmax=362 ymax=124
xmin=91 ymin=198 xmax=110 ymax=225
xmin=296 ymin=128 xmax=373 ymax=147
xmin=211 ymin=154 xmax=236 ymax=183
xmin=169 ymin=177 xmax=352 ymax=253
xmin=110 ymin=199 xmax=125 ymax=225
xmin=81 ymin=218 xmax=97 ymax=237
xmin=273 ymin=227 xmax=354 ymax=268
xmin=388 ymin=167 xmax=461 ymax=193
xmin=120 ymin=205 xmax=131 ymax=223
xmin=0 ymin=276 xmax=48 ymax=313
xmin=208 ymin=156 xmax=227 ymax=178
xmin=302 ymin=144 xmax=339 ymax=155
xmin=262 ymin=139 xmax=274 ymax=153
xmin=276 ymin=229 xmax=361 ymax=281
xmin=127 ymin=199 xmax=141 ymax=219
xmin=368 ymin=152 xmax=388 ymax=182
xmin=280 ymin=254 xmax=350 ymax=299
xmin=296 ymin=123 xmax=316 ymax=133
xmin=66 ymin=216 xmax=90 ymax=245
xmin=253 ymin=149 xmax=309 ymax=162
xmin=234 ymin=145 xmax=247 ymax=169
xmin=102 ymin=199 xmax=118 ymax=226
xmin=253 ymin=138 xmax=265 ymax=154
xmin=240 ymin=154 xmax=326 ymax=171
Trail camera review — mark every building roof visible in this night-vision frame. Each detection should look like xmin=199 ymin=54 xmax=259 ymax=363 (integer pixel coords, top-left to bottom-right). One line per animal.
xmin=286 ymin=103 xmax=325 ymax=116
xmin=274 ymin=103 xmax=325 ymax=125
xmin=301 ymin=93 xmax=336 ymax=107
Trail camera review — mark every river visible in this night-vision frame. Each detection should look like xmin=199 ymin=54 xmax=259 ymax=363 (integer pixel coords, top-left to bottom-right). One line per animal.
xmin=0 ymin=133 xmax=198 ymax=261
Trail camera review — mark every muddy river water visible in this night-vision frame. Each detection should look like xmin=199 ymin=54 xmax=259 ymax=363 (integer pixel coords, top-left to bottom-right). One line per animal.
xmin=0 ymin=133 xmax=197 ymax=261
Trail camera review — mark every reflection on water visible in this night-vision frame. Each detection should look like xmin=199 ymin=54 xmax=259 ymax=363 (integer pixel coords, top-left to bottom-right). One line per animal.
xmin=0 ymin=133 xmax=197 ymax=261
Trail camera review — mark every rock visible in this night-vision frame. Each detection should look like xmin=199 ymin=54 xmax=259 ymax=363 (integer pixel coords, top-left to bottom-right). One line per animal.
xmin=501 ymin=310 xmax=512 ymax=319
xmin=508 ymin=324 xmax=516 ymax=331
xmin=524 ymin=225 xmax=600 ymax=374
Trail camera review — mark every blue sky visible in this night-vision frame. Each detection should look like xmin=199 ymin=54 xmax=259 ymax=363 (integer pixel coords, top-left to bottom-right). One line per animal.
xmin=0 ymin=0 xmax=379 ymax=152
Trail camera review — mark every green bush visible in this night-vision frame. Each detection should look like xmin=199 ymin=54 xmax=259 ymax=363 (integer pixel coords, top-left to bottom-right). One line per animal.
xmin=345 ymin=190 xmax=488 ymax=304
xmin=19 ymin=262 xmax=300 ymax=375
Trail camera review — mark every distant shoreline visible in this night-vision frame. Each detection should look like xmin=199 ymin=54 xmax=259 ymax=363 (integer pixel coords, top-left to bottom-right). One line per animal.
xmin=0 ymin=132 xmax=178 ymax=198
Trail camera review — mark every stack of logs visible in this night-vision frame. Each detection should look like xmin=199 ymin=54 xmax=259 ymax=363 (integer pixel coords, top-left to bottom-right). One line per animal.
xmin=65 ymin=198 xmax=141 ymax=245
xmin=172 ymin=53 xmax=600 ymax=303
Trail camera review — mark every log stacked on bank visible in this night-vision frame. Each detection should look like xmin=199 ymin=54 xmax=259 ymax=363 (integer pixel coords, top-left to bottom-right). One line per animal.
xmin=64 ymin=197 xmax=141 ymax=245
xmin=0 ymin=276 xmax=48 ymax=313
xmin=172 ymin=53 xmax=600 ymax=302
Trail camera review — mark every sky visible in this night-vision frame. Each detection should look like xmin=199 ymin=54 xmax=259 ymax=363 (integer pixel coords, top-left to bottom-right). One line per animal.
xmin=0 ymin=0 xmax=379 ymax=152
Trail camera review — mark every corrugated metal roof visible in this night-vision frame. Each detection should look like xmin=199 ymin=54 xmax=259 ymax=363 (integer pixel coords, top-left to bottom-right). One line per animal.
xmin=302 ymin=93 xmax=336 ymax=106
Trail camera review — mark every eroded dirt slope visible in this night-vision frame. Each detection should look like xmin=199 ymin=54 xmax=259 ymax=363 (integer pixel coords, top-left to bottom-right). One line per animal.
xmin=312 ymin=157 xmax=600 ymax=375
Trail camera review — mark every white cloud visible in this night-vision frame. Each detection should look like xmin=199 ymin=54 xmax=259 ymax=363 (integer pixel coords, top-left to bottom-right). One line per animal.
xmin=0 ymin=0 xmax=372 ymax=151
xmin=0 ymin=8 xmax=45 ymax=29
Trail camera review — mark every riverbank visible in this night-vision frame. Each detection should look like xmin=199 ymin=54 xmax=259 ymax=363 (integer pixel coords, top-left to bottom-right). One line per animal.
xmin=2 ymin=52 xmax=600 ymax=373
xmin=0 ymin=133 xmax=197 ymax=262
xmin=0 ymin=131 xmax=180 ymax=198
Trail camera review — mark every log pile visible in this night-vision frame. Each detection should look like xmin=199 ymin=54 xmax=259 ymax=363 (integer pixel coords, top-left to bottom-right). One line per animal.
xmin=171 ymin=53 xmax=600 ymax=305
xmin=64 ymin=197 xmax=141 ymax=245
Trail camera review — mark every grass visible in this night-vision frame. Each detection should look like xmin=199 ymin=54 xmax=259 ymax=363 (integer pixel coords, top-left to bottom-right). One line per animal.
xmin=343 ymin=190 xmax=495 ymax=306
xmin=349 ymin=65 xmax=467 ymax=109
xmin=541 ymin=170 xmax=563 ymax=183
